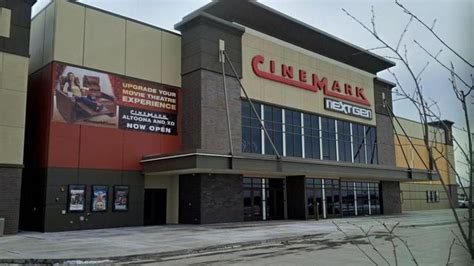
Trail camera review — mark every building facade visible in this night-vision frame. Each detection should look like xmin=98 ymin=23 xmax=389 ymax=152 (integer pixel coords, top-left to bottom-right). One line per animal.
xmin=0 ymin=0 xmax=36 ymax=235
xmin=19 ymin=0 xmax=453 ymax=232
xmin=394 ymin=118 xmax=458 ymax=211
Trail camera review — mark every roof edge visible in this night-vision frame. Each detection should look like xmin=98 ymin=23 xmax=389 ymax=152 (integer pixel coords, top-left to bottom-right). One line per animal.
xmin=248 ymin=1 xmax=395 ymax=69
xmin=375 ymin=77 xmax=396 ymax=88
xmin=175 ymin=11 xmax=245 ymax=33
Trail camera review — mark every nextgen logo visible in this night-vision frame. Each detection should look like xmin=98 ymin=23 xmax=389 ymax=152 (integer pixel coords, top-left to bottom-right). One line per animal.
xmin=324 ymin=98 xmax=373 ymax=120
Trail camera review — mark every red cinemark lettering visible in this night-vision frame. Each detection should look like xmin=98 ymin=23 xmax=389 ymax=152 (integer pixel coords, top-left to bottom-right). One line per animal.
xmin=344 ymin=84 xmax=353 ymax=96
xmin=281 ymin=64 xmax=293 ymax=79
xmin=299 ymin=70 xmax=307 ymax=83
xmin=250 ymin=55 xmax=371 ymax=106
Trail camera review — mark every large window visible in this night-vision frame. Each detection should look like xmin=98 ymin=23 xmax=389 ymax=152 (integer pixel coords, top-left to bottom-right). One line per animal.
xmin=366 ymin=127 xmax=378 ymax=164
xmin=306 ymin=179 xmax=380 ymax=218
xmin=241 ymin=100 xmax=378 ymax=165
xmin=303 ymin=114 xmax=321 ymax=159
xmin=352 ymin=123 xmax=366 ymax=164
xmin=337 ymin=120 xmax=352 ymax=162
xmin=285 ymin=110 xmax=302 ymax=157
xmin=321 ymin=117 xmax=337 ymax=161
xmin=242 ymin=101 xmax=262 ymax=154
xmin=264 ymin=105 xmax=283 ymax=155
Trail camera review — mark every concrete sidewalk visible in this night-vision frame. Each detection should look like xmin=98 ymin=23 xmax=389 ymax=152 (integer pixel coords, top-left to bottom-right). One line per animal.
xmin=0 ymin=209 xmax=468 ymax=263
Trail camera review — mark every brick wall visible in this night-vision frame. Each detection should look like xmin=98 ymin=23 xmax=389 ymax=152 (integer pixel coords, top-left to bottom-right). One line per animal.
xmin=0 ymin=167 xmax=22 ymax=234
xmin=201 ymin=174 xmax=243 ymax=224
xmin=179 ymin=173 xmax=244 ymax=224
xmin=381 ymin=181 xmax=401 ymax=215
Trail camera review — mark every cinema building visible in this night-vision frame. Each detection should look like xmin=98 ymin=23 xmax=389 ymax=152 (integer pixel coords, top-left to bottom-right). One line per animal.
xmin=17 ymin=0 xmax=457 ymax=232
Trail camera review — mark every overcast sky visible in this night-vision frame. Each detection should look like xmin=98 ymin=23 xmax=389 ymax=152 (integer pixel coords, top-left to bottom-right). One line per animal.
xmin=32 ymin=0 xmax=473 ymax=131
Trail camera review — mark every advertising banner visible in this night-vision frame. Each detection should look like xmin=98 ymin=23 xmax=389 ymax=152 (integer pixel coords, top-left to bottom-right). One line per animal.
xmin=52 ymin=63 xmax=179 ymax=135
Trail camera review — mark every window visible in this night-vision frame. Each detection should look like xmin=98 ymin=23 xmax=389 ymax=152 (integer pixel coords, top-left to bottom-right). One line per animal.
xmin=321 ymin=117 xmax=337 ymax=160
xmin=356 ymin=182 xmax=369 ymax=215
xmin=264 ymin=105 xmax=283 ymax=155
xmin=352 ymin=123 xmax=366 ymax=163
xmin=305 ymin=178 xmax=323 ymax=218
xmin=243 ymin=178 xmax=265 ymax=221
xmin=366 ymin=126 xmax=378 ymax=164
xmin=303 ymin=114 xmax=320 ymax=159
xmin=369 ymin=183 xmax=380 ymax=215
xmin=341 ymin=181 xmax=355 ymax=216
xmin=285 ymin=110 xmax=302 ymax=157
xmin=241 ymin=101 xmax=378 ymax=166
xmin=337 ymin=120 xmax=352 ymax=162
xmin=426 ymin=191 xmax=440 ymax=203
xmin=242 ymin=101 xmax=262 ymax=154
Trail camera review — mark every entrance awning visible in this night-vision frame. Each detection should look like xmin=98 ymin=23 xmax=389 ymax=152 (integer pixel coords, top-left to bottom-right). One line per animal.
xmin=141 ymin=152 xmax=436 ymax=182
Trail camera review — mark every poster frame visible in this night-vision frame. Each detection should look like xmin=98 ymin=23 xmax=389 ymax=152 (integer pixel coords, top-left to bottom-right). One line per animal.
xmin=67 ymin=184 xmax=86 ymax=213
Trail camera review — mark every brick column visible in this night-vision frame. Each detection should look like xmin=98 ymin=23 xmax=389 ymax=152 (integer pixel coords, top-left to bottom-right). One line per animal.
xmin=0 ymin=167 xmax=22 ymax=234
xmin=380 ymin=181 xmax=401 ymax=215
xmin=286 ymin=176 xmax=307 ymax=220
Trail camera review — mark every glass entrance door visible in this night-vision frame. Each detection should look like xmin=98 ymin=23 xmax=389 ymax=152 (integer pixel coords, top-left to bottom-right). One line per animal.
xmin=306 ymin=179 xmax=324 ymax=219
xmin=243 ymin=177 xmax=285 ymax=221
xmin=243 ymin=178 xmax=263 ymax=221
xmin=324 ymin=179 xmax=341 ymax=218
xmin=266 ymin=179 xmax=285 ymax=220
xmin=305 ymin=179 xmax=380 ymax=219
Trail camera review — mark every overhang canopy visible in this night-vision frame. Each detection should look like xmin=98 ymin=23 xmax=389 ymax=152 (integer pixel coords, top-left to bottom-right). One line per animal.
xmin=142 ymin=152 xmax=436 ymax=182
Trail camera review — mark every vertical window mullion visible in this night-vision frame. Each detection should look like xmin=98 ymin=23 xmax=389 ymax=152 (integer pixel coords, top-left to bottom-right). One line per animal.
xmin=354 ymin=182 xmax=358 ymax=216
xmin=261 ymin=105 xmax=265 ymax=155
xmin=319 ymin=116 xmax=323 ymax=160
xmin=282 ymin=109 xmax=286 ymax=157
xmin=335 ymin=120 xmax=339 ymax=162
xmin=350 ymin=122 xmax=354 ymax=163
xmin=364 ymin=125 xmax=368 ymax=164
xmin=301 ymin=113 xmax=305 ymax=159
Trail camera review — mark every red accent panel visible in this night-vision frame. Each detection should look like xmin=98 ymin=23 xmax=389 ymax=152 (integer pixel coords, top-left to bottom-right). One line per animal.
xmin=122 ymin=131 xmax=162 ymax=171
xmin=161 ymin=135 xmax=182 ymax=154
xmin=79 ymin=126 xmax=124 ymax=170
xmin=48 ymin=122 xmax=80 ymax=168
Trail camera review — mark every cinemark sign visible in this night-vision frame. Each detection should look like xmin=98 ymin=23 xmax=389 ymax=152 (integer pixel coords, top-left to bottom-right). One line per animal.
xmin=251 ymin=55 xmax=372 ymax=109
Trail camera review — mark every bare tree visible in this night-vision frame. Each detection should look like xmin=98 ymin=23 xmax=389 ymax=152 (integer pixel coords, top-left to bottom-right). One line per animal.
xmin=342 ymin=0 xmax=473 ymax=258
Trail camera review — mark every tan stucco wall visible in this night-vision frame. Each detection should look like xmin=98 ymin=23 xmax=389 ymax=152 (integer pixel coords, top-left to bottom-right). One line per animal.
xmin=400 ymin=183 xmax=450 ymax=211
xmin=144 ymin=175 xmax=179 ymax=224
xmin=0 ymin=52 xmax=29 ymax=165
xmin=394 ymin=117 xmax=446 ymax=144
xmin=29 ymin=1 xmax=181 ymax=87
xmin=0 ymin=7 xmax=11 ymax=38
xmin=29 ymin=2 xmax=55 ymax=74
xmin=241 ymin=28 xmax=376 ymax=126
xmin=394 ymin=135 xmax=455 ymax=185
